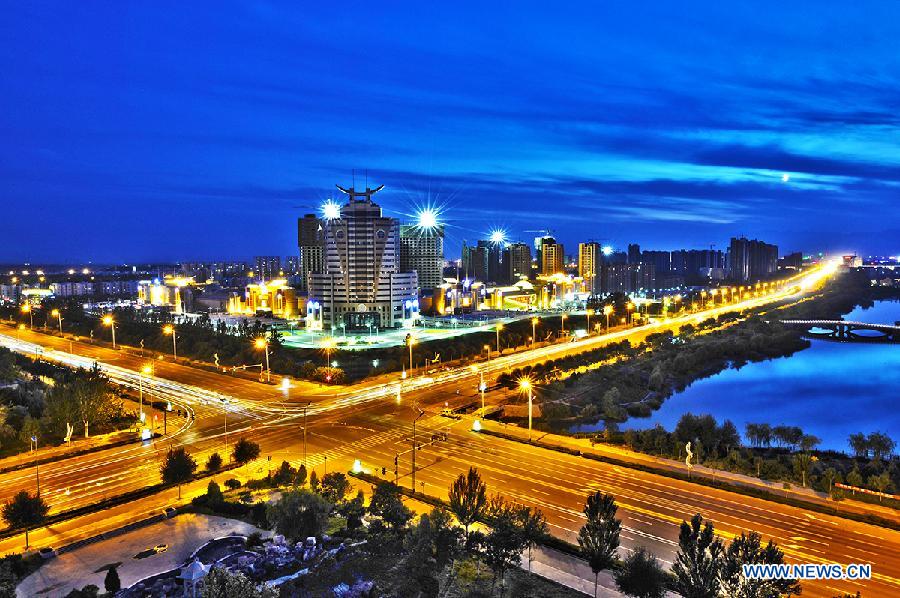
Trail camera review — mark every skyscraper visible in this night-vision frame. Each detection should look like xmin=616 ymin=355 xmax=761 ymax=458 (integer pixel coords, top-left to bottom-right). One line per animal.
xmin=254 ymin=256 xmax=281 ymax=281
xmin=307 ymin=184 xmax=419 ymax=330
xmin=540 ymin=238 xmax=564 ymax=275
xmin=297 ymin=213 xmax=325 ymax=292
xmin=727 ymin=237 xmax=778 ymax=283
xmin=504 ymin=242 xmax=532 ymax=283
xmin=400 ymin=224 xmax=445 ymax=291
xmin=578 ymin=242 xmax=601 ymax=294
xmin=627 ymin=243 xmax=641 ymax=264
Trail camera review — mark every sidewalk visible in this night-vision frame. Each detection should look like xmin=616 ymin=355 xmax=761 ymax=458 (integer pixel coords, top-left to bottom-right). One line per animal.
xmin=478 ymin=419 xmax=900 ymax=526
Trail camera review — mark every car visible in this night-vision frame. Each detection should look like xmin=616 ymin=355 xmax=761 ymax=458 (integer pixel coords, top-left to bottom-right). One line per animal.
xmin=163 ymin=506 xmax=177 ymax=518
xmin=38 ymin=546 xmax=56 ymax=560
xmin=440 ymin=407 xmax=454 ymax=417
xmin=153 ymin=544 xmax=168 ymax=553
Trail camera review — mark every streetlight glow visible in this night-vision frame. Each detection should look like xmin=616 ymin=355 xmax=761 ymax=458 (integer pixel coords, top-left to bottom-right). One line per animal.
xmin=321 ymin=199 xmax=341 ymax=220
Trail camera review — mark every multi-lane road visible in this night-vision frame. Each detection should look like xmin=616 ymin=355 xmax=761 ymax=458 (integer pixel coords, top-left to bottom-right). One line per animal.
xmin=3 ymin=262 xmax=897 ymax=596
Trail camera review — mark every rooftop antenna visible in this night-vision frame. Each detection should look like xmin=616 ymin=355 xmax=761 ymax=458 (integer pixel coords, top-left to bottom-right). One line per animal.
xmin=352 ymin=168 xmax=356 ymax=189
xmin=365 ymin=169 xmax=368 ymax=189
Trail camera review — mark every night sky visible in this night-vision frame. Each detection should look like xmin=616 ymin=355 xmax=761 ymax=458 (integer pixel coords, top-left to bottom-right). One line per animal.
xmin=3 ymin=2 xmax=899 ymax=263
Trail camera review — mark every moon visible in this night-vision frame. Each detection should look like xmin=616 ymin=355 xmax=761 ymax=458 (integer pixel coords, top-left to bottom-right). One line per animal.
xmin=781 ymin=173 xmax=791 ymax=183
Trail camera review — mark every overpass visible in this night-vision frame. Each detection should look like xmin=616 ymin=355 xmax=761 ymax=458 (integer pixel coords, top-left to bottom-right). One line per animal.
xmin=779 ymin=319 xmax=900 ymax=342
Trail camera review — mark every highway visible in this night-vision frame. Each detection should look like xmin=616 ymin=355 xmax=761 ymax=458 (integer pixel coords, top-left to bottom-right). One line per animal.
xmin=4 ymin=261 xmax=895 ymax=595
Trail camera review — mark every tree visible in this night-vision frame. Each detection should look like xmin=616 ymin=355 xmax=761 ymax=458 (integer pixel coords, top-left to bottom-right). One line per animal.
xmin=205 ymin=452 xmax=223 ymax=472
xmin=868 ymin=432 xmax=896 ymax=461
xmin=339 ymin=489 xmax=366 ymax=530
xmin=846 ymin=465 xmax=863 ymax=492
xmin=231 ymin=437 xmax=260 ymax=468
xmin=822 ymin=467 xmax=837 ymax=497
xmin=615 ymin=546 xmax=667 ymax=598
xmin=516 ymin=504 xmax=547 ymax=572
xmin=319 ymin=472 xmax=351 ymax=504
xmin=671 ymin=514 xmax=723 ymax=598
xmin=294 ymin=463 xmax=308 ymax=487
xmin=792 ymin=453 xmax=813 ymax=488
xmin=578 ymin=491 xmax=621 ymax=598
xmin=1 ymin=490 xmax=49 ymax=549
xmin=206 ymin=480 xmax=224 ymax=506
xmin=848 ymin=432 xmax=868 ymax=458
xmin=273 ymin=460 xmax=295 ymax=486
xmin=448 ymin=467 xmax=487 ymax=544
xmin=103 ymin=566 xmax=121 ymax=594
xmin=369 ymin=482 xmax=412 ymax=530
xmin=483 ymin=497 xmax=526 ymax=592
xmin=266 ymin=489 xmax=332 ymax=542
xmin=160 ymin=447 xmax=197 ymax=499
xmin=201 ymin=566 xmax=278 ymax=598
xmin=720 ymin=531 xmax=800 ymax=597
xmin=870 ymin=471 xmax=893 ymax=501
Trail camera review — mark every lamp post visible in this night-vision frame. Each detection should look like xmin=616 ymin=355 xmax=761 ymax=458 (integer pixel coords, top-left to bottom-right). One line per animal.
xmin=626 ymin=302 xmax=634 ymax=325
xmin=162 ymin=324 xmax=177 ymax=360
xmin=561 ymin=313 xmax=568 ymax=337
xmin=531 ymin=317 xmax=538 ymax=347
xmin=483 ymin=344 xmax=490 ymax=363
xmin=603 ymin=305 xmax=613 ymax=331
xmin=406 ymin=334 xmax=416 ymax=377
xmin=30 ymin=435 xmax=40 ymax=495
xmin=102 ymin=314 xmax=116 ymax=349
xmin=51 ymin=309 xmax=63 ymax=334
xmin=412 ymin=406 xmax=425 ymax=492
xmin=586 ymin=309 xmax=594 ymax=333
xmin=138 ymin=364 xmax=152 ymax=423
xmin=495 ymin=323 xmax=503 ymax=355
xmin=301 ymin=402 xmax=311 ymax=469
xmin=21 ymin=304 xmax=33 ymax=330
xmin=254 ymin=338 xmax=271 ymax=382
xmin=519 ymin=378 xmax=533 ymax=440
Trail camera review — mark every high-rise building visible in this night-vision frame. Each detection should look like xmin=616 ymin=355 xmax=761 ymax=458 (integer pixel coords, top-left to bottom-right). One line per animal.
xmin=627 ymin=243 xmax=641 ymax=264
xmin=727 ymin=237 xmax=778 ymax=283
xmin=307 ymin=184 xmax=419 ymax=331
xmin=285 ymin=255 xmax=301 ymax=275
xmin=601 ymin=263 xmax=633 ymax=293
xmin=462 ymin=242 xmax=488 ymax=281
xmin=579 ymin=242 xmax=601 ymax=294
xmin=540 ymin=238 xmax=564 ymax=275
xmin=400 ymin=224 xmax=445 ymax=292
xmin=671 ymin=249 xmax=726 ymax=283
xmin=254 ymin=256 xmax=281 ymax=282
xmin=297 ymin=213 xmax=325 ymax=292
xmin=504 ymin=242 xmax=532 ymax=283
xmin=641 ymin=250 xmax=671 ymax=276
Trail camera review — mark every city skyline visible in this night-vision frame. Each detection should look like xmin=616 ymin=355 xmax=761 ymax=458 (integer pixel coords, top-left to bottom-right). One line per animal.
xmin=4 ymin=3 xmax=900 ymax=262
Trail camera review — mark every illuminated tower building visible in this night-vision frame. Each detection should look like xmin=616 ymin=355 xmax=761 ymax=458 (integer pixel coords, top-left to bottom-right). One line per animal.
xmin=297 ymin=213 xmax=325 ymax=291
xmin=504 ymin=242 xmax=532 ymax=283
xmin=578 ymin=242 xmax=601 ymax=294
xmin=254 ymin=256 xmax=281 ymax=281
xmin=308 ymin=184 xmax=419 ymax=331
xmin=400 ymin=223 xmax=445 ymax=292
xmin=540 ymin=238 xmax=564 ymax=275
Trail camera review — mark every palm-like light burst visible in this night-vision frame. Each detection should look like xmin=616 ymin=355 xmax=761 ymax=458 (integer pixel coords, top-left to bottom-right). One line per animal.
xmin=490 ymin=228 xmax=507 ymax=245
xmin=321 ymin=199 xmax=342 ymax=221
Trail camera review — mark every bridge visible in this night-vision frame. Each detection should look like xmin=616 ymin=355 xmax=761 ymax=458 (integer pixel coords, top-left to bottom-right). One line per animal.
xmin=778 ymin=319 xmax=900 ymax=342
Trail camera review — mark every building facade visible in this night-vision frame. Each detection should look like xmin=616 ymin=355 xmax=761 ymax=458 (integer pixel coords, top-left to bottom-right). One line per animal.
xmin=400 ymin=224 xmax=445 ymax=292
xmin=307 ymin=184 xmax=419 ymax=331
xmin=254 ymin=256 xmax=281 ymax=282
xmin=727 ymin=237 xmax=778 ymax=283
xmin=578 ymin=242 xmax=601 ymax=294
xmin=504 ymin=242 xmax=532 ymax=283
xmin=297 ymin=213 xmax=325 ymax=292
xmin=540 ymin=238 xmax=564 ymax=276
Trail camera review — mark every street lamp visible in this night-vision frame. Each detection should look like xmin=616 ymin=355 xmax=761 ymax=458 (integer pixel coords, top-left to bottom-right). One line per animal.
xmin=412 ymin=406 xmax=425 ymax=492
xmin=531 ymin=317 xmax=539 ymax=347
xmin=254 ymin=337 xmax=271 ymax=382
xmin=483 ymin=344 xmax=491 ymax=362
xmin=406 ymin=334 xmax=416 ymax=377
xmin=102 ymin=314 xmax=116 ymax=349
xmin=471 ymin=365 xmax=487 ymax=417
xmin=51 ymin=309 xmax=63 ymax=334
xmin=138 ymin=364 xmax=152 ymax=424
xmin=15 ymin=323 xmax=25 ymax=340
xmin=162 ymin=324 xmax=177 ymax=360
xmin=495 ymin=323 xmax=503 ymax=355
xmin=519 ymin=377 xmax=533 ymax=440
xmin=561 ymin=313 xmax=568 ymax=337
xmin=603 ymin=305 xmax=613 ymax=331
xmin=20 ymin=304 xmax=33 ymax=329
xmin=586 ymin=309 xmax=594 ymax=333
xmin=626 ymin=302 xmax=634 ymax=325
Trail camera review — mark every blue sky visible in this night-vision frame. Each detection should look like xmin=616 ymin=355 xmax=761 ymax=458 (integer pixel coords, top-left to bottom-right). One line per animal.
xmin=2 ymin=2 xmax=899 ymax=262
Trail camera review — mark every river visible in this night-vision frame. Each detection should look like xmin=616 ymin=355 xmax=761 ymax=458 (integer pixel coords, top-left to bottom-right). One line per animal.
xmin=587 ymin=299 xmax=900 ymax=452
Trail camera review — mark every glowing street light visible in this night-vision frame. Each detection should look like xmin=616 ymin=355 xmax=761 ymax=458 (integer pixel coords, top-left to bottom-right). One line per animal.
xmin=102 ymin=315 xmax=116 ymax=349
xmin=51 ymin=309 xmax=63 ymax=334
xmin=320 ymin=337 xmax=337 ymax=370
xmin=586 ymin=308 xmax=594 ymax=332
xmin=321 ymin=199 xmax=341 ymax=221
xmin=519 ymin=377 xmax=534 ymax=440
xmin=405 ymin=334 xmax=416 ymax=377
xmin=254 ymin=337 xmax=271 ymax=383
xmin=531 ymin=317 xmax=539 ymax=347
xmin=603 ymin=305 xmax=613 ymax=331
xmin=626 ymin=302 xmax=634 ymax=324
xmin=162 ymin=324 xmax=177 ymax=360
xmin=20 ymin=304 xmax=33 ymax=329
xmin=561 ymin=313 xmax=568 ymax=336
xmin=495 ymin=322 xmax=503 ymax=355
xmin=138 ymin=364 xmax=153 ymax=423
